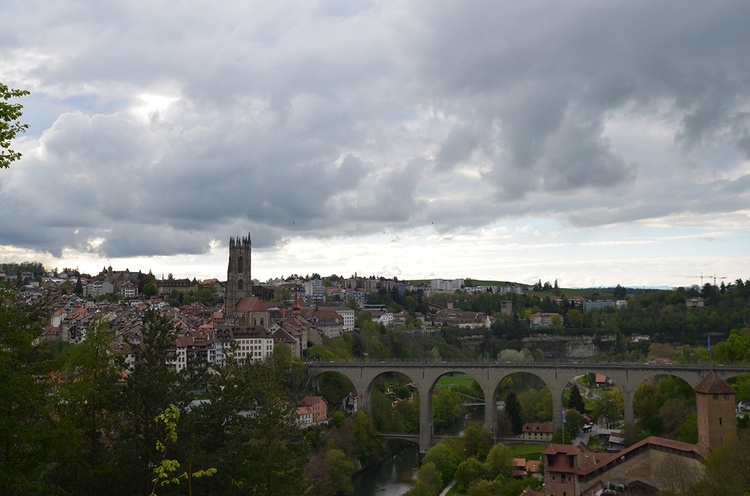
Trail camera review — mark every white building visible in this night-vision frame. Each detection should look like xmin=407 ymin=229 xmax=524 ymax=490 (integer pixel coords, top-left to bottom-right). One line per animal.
xmin=430 ymin=278 xmax=465 ymax=292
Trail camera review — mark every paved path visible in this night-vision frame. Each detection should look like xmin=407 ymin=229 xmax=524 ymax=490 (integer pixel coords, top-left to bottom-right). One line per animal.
xmin=439 ymin=480 xmax=456 ymax=496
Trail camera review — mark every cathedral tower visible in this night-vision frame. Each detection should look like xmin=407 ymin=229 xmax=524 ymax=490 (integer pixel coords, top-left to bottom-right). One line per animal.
xmin=225 ymin=233 xmax=252 ymax=319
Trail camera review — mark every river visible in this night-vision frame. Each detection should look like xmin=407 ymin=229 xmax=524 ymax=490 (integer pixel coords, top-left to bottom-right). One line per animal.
xmin=352 ymin=405 xmax=485 ymax=495
xmin=351 ymin=445 xmax=420 ymax=496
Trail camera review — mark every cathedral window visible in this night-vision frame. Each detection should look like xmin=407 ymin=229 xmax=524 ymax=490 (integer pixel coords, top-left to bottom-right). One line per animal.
xmin=238 ymin=257 xmax=244 ymax=273
xmin=238 ymin=280 xmax=243 ymax=291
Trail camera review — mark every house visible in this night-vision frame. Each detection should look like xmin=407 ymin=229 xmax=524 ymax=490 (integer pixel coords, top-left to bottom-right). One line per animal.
xmin=522 ymin=423 xmax=554 ymax=441
xmin=530 ymin=312 xmax=560 ymax=329
xmin=297 ymin=405 xmax=314 ymax=429
xmin=686 ymin=297 xmax=705 ymax=308
xmin=595 ymin=373 xmax=613 ymax=388
xmin=299 ymin=395 xmax=328 ymax=424
xmin=343 ymin=392 xmax=358 ymax=415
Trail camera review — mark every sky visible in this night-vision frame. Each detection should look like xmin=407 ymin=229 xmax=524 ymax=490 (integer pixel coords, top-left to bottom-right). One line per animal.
xmin=1 ymin=0 xmax=748 ymax=288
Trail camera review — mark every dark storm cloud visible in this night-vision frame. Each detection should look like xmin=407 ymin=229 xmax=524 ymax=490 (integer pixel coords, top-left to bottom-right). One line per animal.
xmin=1 ymin=0 xmax=749 ymax=258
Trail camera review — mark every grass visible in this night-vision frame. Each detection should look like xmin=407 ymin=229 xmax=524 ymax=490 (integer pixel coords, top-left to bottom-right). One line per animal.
xmin=509 ymin=444 xmax=544 ymax=460
xmin=436 ymin=373 xmax=477 ymax=388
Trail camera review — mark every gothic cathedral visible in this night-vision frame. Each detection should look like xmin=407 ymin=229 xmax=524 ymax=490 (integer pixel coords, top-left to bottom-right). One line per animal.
xmin=225 ymin=233 xmax=252 ymax=319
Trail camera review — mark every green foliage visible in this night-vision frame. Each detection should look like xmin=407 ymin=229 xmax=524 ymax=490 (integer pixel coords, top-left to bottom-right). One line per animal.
xmin=454 ymin=457 xmax=483 ymax=491
xmin=422 ymin=443 xmax=462 ymax=487
xmin=150 ymin=404 xmax=216 ymax=496
xmin=568 ymin=385 xmax=586 ymax=413
xmin=319 ymin=449 xmax=355 ymax=496
xmin=432 ymin=387 xmax=463 ymax=430
xmin=563 ymin=408 xmax=585 ymax=439
xmin=592 ymin=387 xmax=624 ymax=429
xmin=461 ymin=423 xmax=492 ymax=460
xmin=411 ymin=462 xmax=442 ymax=495
xmin=0 ymin=82 xmax=29 ymax=168
xmin=0 ymin=289 xmax=63 ymax=495
xmin=504 ymin=392 xmax=523 ymax=434
xmin=634 ymin=376 xmax=697 ymax=440
xmin=484 ymin=443 xmax=513 ymax=479
xmin=689 ymin=431 xmax=750 ymax=496
xmin=143 ymin=282 xmax=158 ymax=298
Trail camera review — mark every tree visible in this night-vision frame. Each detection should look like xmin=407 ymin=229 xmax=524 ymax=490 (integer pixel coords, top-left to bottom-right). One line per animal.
xmin=689 ymin=431 xmax=750 ymax=496
xmin=422 ymin=443 xmax=462 ymax=487
xmin=504 ymin=392 xmax=524 ymax=435
xmin=52 ymin=318 xmax=125 ymax=494
xmin=0 ymin=82 xmax=29 ymax=169
xmin=454 ymin=457 xmax=483 ymax=491
xmin=150 ymin=404 xmax=216 ymax=496
xmin=318 ymin=449 xmax=355 ymax=496
xmin=593 ymin=387 xmax=624 ymax=429
xmin=407 ymin=462 xmax=442 ymax=496
xmin=143 ymin=282 xmax=158 ymax=298
xmin=568 ymin=385 xmax=586 ymax=414
xmin=484 ymin=443 xmax=513 ymax=479
xmin=114 ymin=310 xmax=188 ymax=495
xmin=613 ymin=284 xmax=627 ymax=299
xmin=460 ymin=423 xmax=492 ymax=460
xmin=0 ymin=288 xmax=64 ymax=495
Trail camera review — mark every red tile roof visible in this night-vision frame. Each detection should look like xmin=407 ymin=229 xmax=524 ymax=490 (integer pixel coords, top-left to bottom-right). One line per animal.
xmin=695 ymin=371 xmax=735 ymax=395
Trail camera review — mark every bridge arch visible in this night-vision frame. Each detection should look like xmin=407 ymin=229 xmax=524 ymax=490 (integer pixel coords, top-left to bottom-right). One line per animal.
xmin=307 ymin=362 xmax=750 ymax=455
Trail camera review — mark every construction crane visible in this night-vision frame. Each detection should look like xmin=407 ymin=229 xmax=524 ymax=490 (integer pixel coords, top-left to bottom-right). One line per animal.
xmin=672 ymin=274 xmax=727 ymax=286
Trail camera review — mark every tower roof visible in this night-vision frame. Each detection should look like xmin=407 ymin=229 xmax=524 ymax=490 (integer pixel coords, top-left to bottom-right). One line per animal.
xmin=695 ymin=371 xmax=735 ymax=395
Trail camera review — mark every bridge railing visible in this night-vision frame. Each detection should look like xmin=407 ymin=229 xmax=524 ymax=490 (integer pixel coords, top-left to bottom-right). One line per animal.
xmin=305 ymin=357 xmax=746 ymax=369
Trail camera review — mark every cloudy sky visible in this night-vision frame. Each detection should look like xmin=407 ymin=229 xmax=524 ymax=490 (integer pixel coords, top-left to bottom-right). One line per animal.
xmin=1 ymin=1 xmax=748 ymax=288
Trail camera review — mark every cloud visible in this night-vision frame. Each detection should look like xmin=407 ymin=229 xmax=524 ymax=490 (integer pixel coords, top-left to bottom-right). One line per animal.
xmin=1 ymin=0 xmax=749 ymax=266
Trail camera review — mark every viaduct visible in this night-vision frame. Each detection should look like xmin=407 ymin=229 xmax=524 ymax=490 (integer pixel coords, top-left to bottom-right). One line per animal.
xmin=307 ymin=360 xmax=750 ymax=455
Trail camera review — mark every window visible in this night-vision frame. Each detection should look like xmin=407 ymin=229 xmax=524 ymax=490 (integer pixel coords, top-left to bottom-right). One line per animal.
xmin=238 ymin=280 xmax=243 ymax=291
xmin=238 ymin=257 xmax=244 ymax=273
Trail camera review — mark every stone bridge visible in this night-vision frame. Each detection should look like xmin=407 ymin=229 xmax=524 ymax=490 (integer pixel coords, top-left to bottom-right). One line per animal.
xmin=307 ymin=360 xmax=750 ymax=455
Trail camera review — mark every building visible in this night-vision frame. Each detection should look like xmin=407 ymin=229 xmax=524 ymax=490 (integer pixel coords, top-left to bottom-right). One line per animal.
xmin=297 ymin=405 xmax=314 ymax=428
xmin=343 ymin=392 xmax=358 ymax=415
xmin=583 ymin=300 xmax=616 ymax=311
xmin=531 ymin=312 xmax=560 ymax=329
xmin=543 ymin=444 xmax=581 ymax=496
xmin=695 ymin=370 xmax=737 ymax=450
xmin=522 ymin=423 xmax=554 ymax=441
xmin=214 ymin=324 xmax=274 ymax=365
xmin=299 ymin=395 xmax=328 ymax=424
xmin=225 ymin=233 xmax=253 ymax=322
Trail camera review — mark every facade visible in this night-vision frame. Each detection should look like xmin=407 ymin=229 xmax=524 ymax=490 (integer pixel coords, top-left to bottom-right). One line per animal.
xmin=214 ymin=324 xmax=274 ymax=365
xmin=343 ymin=392 xmax=358 ymax=415
xmin=531 ymin=312 xmax=560 ymax=329
xmin=334 ymin=308 xmax=355 ymax=331
xmin=583 ymin=300 xmax=616 ymax=311
xmin=303 ymin=279 xmax=326 ymax=304
xmin=543 ymin=444 xmax=581 ymax=496
xmin=695 ymin=370 xmax=737 ymax=450
xmin=522 ymin=423 xmax=554 ymax=441
xmin=297 ymin=405 xmax=314 ymax=428
xmin=430 ymin=278 xmax=465 ymax=292
xmin=225 ymin=233 xmax=253 ymax=321
xmin=299 ymin=395 xmax=328 ymax=424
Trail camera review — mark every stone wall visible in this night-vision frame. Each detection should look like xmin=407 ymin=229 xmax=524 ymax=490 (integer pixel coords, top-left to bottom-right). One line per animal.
xmin=523 ymin=334 xmax=616 ymax=359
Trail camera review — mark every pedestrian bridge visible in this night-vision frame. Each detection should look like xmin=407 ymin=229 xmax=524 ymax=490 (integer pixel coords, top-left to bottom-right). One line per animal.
xmin=307 ymin=360 xmax=750 ymax=455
